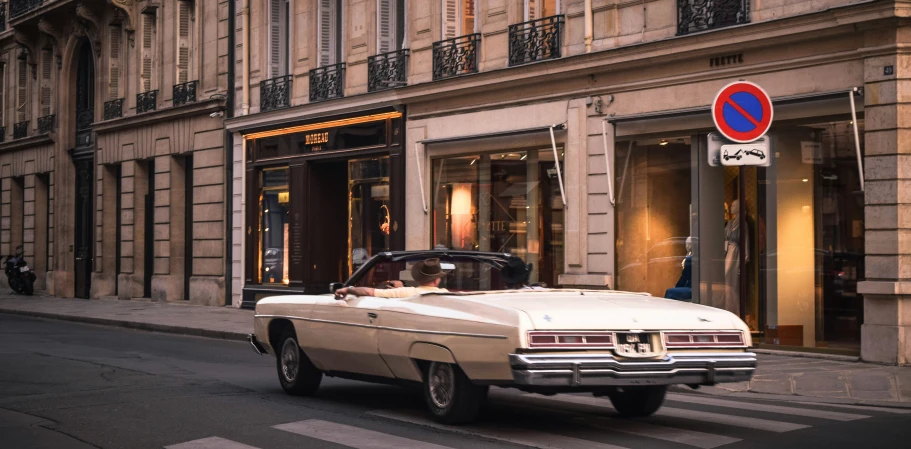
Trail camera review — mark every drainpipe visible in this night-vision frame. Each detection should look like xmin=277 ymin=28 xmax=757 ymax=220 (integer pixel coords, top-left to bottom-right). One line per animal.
xmin=224 ymin=0 xmax=237 ymax=306
xmin=242 ymin=0 xmax=250 ymax=115
xmin=584 ymin=0 xmax=593 ymax=53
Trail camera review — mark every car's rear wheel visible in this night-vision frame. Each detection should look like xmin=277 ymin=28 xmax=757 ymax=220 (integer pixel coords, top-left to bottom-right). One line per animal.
xmin=276 ymin=327 xmax=322 ymax=396
xmin=423 ymin=361 xmax=487 ymax=424
xmin=606 ymin=386 xmax=667 ymax=417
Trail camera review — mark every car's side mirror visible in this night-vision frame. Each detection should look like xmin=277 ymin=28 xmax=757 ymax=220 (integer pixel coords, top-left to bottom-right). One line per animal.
xmin=328 ymin=282 xmax=344 ymax=293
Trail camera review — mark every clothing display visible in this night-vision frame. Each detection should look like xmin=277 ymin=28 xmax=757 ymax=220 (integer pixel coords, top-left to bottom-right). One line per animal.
xmin=723 ymin=200 xmax=749 ymax=315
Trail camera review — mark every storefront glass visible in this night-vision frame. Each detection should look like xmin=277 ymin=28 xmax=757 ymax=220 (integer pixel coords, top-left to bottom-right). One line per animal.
xmin=259 ymin=167 xmax=291 ymax=284
xmin=349 ymin=157 xmax=392 ymax=274
xmin=615 ymin=117 xmax=865 ymax=351
xmin=431 ymin=148 xmax=565 ymax=287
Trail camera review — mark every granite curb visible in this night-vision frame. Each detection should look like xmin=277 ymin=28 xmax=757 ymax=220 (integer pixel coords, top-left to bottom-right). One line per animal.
xmin=752 ymin=348 xmax=861 ymax=363
xmin=668 ymin=386 xmax=911 ymax=409
xmin=0 ymin=308 xmax=250 ymax=342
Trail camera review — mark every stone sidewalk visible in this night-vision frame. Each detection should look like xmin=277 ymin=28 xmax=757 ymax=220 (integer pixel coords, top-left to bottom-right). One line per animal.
xmin=1 ymin=293 xmax=910 ymax=408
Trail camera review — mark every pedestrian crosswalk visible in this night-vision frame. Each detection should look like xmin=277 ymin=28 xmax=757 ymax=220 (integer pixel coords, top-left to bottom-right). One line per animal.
xmin=162 ymin=390 xmax=907 ymax=449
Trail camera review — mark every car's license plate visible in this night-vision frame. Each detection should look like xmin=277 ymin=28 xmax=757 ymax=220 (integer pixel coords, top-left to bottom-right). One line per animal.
xmin=614 ymin=332 xmax=656 ymax=357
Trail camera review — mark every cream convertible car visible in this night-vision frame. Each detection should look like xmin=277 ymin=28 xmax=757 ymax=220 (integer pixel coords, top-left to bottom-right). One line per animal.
xmin=248 ymin=251 xmax=756 ymax=424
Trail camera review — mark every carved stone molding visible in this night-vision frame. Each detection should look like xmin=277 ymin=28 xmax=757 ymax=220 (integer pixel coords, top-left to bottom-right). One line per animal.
xmin=108 ymin=0 xmax=137 ymax=31
xmin=75 ymin=3 xmax=103 ymax=56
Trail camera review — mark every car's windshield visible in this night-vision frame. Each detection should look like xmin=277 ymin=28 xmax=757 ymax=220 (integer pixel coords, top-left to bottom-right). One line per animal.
xmin=350 ymin=255 xmax=526 ymax=292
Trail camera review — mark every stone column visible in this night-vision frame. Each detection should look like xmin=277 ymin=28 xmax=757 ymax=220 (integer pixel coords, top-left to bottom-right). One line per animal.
xmin=858 ymin=36 xmax=911 ymax=365
xmin=92 ymin=165 xmax=118 ymax=298
xmin=189 ymin=148 xmax=226 ymax=306
xmin=150 ymin=155 xmax=175 ymax=301
xmin=118 ymin=160 xmax=151 ymax=299
xmin=34 ymin=174 xmax=49 ymax=290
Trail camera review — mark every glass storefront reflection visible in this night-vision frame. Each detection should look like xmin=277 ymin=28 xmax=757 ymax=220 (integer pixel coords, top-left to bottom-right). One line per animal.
xmin=349 ymin=157 xmax=392 ymax=275
xmin=259 ymin=168 xmax=290 ymax=284
xmin=431 ymin=149 xmax=565 ymax=287
xmin=615 ymin=118 xmax=865 ymax=351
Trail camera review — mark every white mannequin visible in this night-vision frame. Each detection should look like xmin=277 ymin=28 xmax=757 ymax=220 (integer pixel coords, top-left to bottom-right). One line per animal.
xmin=723 ymin=199 xmax=749 ymax=315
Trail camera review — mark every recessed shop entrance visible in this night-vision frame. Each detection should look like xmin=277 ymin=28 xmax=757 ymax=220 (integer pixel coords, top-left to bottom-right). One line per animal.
xmin=242 ymin=110 xmax=405 ymax=307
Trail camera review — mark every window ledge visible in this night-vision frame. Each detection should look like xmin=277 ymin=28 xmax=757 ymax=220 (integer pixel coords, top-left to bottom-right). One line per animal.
xmin=93 ymin=98 xmax=225 ymax=135
xmin=0 ymin=134 xmax=54 ymax=153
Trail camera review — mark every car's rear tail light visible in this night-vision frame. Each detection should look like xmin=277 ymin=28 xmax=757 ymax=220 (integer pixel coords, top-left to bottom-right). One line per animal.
xmin=664 ymin=331 xmax=745 ymax=347
xmin=527 ymin=331 xmax=614 ymax=348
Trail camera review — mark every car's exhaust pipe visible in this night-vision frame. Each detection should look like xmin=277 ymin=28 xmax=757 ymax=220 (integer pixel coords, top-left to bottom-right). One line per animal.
xmin=248 ymin=334 xmax=267 ymax=355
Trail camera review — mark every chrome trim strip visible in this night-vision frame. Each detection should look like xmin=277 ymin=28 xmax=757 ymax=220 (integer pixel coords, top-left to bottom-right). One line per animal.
xmin=254 ymin=314 xmax=509 ymax=339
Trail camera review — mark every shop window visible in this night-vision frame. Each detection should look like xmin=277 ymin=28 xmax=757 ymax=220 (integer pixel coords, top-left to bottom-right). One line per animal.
xmin=349 ymin=157 xmax=392 ymax=274
xmin=431 ymin=149 xmax=565 ymax=288
xmin=616 ymin=117 xmax=865 ymax=351
xmin=614 ymin=137 xmax=694 ymax=301
xmin=259 ymin=168 xmax=291 ymax=284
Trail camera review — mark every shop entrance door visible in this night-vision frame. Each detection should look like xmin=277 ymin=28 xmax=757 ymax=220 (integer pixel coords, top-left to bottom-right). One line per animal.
xmin=307 ymin=161 xmax=348 ymax=292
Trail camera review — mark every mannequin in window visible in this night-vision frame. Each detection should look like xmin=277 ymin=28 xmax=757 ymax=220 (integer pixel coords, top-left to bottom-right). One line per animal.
xmin=723 ymin=199 xmax=749 ymax=315
xmin=665 ymin=237 xmax=693 ymax=301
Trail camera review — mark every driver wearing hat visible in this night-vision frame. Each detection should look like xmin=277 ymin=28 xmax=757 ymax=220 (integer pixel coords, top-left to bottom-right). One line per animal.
xmin=334 ymin=258 xmax=449 ymax=300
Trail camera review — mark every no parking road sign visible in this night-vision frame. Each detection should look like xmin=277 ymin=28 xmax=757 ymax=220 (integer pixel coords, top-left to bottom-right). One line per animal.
xmin=712 ymin=81 xmax=773 ymax=143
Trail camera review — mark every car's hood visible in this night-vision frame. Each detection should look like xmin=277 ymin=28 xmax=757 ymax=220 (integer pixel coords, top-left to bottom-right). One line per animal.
xmin=458 ymin=291 xmax=746 ymax=331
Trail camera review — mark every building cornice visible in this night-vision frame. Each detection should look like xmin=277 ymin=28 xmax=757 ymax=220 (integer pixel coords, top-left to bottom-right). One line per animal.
xmin=226 ymin=0 xmax=897 ymax=133
xmin=93 ymin=98 xmax=225 ymax=135
xmin=0 ymin=134 xmax=53 ymax=154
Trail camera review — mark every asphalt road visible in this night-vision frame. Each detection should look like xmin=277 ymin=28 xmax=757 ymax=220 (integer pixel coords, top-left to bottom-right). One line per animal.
xmin=2 ymin=313 xmax=910 ymax=449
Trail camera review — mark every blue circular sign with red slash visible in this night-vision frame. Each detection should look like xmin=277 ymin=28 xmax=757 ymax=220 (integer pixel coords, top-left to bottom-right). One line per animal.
xmin=712 ymin=81 xmax=774 ymax=143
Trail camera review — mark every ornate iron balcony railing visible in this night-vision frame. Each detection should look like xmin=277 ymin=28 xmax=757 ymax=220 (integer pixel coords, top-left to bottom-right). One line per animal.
xmin=0 ymin=3 xmax=8 ymax=32
xmin=9 ymin=0 xmax=43 ymax=19
xmin=260 ymin=75 xmax=292 ymax=112
xmin=37 ymin=114 xmax=54 ymax=134
xmin=137 ymin=90 xmax=158 ymax=114
xmin=509 ymin=15 xmax=564 ymax=67
xmin=432 ymin=34 xmax=480 ymax=81
xmin=677 ymin=0 xmax=750 ymax=35
xmin=0 ymin=126 xmax=6 ymax=143
xmin=104 ymin=98 xmax=123 ymax=120
xmin=13 ymin=120 xmax=27 ymax=139
xmin=309 ymin=63 xmax=346 ymax=102
xmin=173 ymin=80 xmax=197 ymax=107
xmin=368 ymin=49 xmax=409 ymax=93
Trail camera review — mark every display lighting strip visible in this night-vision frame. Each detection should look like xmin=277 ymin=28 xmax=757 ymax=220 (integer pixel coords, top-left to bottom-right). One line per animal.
xmin=664 ymin=331 xmax=746 ymax=348
xmin=527 ymin=331 xmax=614 ymax=349
xmin=243 ymin=111 xmax=403 ymax=140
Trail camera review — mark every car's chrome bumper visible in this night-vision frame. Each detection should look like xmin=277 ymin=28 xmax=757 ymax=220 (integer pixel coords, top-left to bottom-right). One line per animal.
xmin=509 ymin=352 xmax=757 ymax=387
xmin=248 ymin=334 xmax=267 ymax=355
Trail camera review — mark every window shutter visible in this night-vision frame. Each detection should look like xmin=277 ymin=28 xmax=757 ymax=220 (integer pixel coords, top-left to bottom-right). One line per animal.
xmin=319 ymin=0 xmax=337 ymax=67
xmin=442 ymin=0 xmax=459 ymax=40
xmin=177 ymin=1 xmax=191 ymax=84
xmin=269 ymin=0 xmax=281 ymax=77
xmin=377 ymin=0 xmax=395 ymax=54
xmin=40 ymin=49 xmax=52 ymax=117
xmin=110 ymin=25 xmax=121 ymax=98
xmin=141 ymin=12 xmax=154 ymax=92
xmin=525 ymin=0 xmax=537 ymax=21
xmin=17 ymin=58 xmax=27 ymax=122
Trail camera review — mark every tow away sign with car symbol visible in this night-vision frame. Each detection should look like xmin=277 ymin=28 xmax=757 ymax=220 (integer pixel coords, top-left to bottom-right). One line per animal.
xmin=708 ymin=81 xmax=773 ymax=167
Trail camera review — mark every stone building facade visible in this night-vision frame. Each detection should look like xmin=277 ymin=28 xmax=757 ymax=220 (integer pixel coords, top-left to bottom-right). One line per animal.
xmin=224 ymin=0 xmax=910 ymax=365
xmin=0 ymin=0 xmax=231 ymax=304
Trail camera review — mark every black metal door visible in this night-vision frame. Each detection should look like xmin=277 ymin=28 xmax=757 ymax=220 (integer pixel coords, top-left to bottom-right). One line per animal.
xmin=73 ymin=39 xmax=95 ymax=299
xmin=74 ymin=159 xmax=93 ymax=298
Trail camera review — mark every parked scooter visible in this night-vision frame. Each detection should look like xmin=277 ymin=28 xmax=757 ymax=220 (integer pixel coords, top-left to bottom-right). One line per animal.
xmin=4 ymin=245 xmax=35 ymax=295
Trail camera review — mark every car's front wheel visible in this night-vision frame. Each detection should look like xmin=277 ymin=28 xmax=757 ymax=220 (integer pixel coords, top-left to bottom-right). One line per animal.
xmin=606 ymin=386 xmax=667 ymax=417
xmin=276 ymin=328 xmax=322 ymax=396
xmin=423 ymin=361 xmax=487 ymax=424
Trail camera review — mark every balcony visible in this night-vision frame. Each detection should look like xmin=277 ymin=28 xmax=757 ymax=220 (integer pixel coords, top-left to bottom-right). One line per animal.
xmin=309 ymin=63 xmax=346 ymax=102
xmin=173 ymin=80 xmax=197 ymax=107
xmin=509 ymin=15 xmax=564 ymax=67
xmin=13 ymin=120 xmax=27 ymax=139
xmin=432 ymin=34 xmax=480 ymax=81
xmin=9 ymin=0 xmax=42 ymax=19
xmin=104 ymin=98 xmax=123 ymax=120
xmin=677 ymin=0 xmax=749 ymax=35
xmin=368 ymin=49 xmax=409 ymax=93
xmin=137 ymin=90 xmax=158 ymax=114
xmin=260 ymin=75 xmax=292 ymax=112
xmin=0 ymin=2 xmax=8 ymax=32
xmin=37 ymin=114 xmax=54 ymax=134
